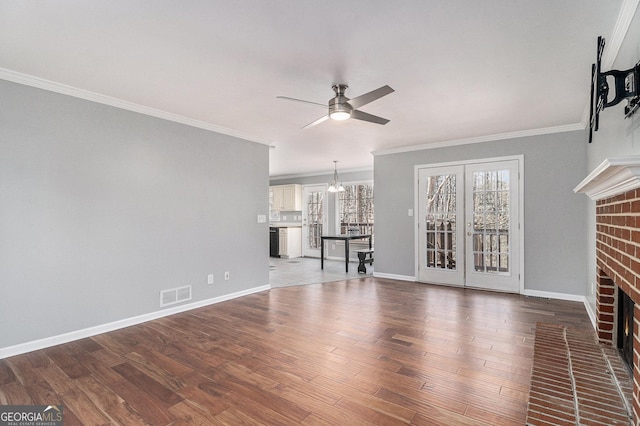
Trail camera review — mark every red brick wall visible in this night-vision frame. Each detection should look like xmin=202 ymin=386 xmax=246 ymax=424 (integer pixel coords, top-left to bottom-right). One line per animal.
xmin=595 ymin=188 xmax=640 ymax=421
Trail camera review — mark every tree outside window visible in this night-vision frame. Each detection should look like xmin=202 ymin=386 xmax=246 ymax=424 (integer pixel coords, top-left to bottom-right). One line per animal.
xmin=338 ymin=183 xmax=374 ymax=240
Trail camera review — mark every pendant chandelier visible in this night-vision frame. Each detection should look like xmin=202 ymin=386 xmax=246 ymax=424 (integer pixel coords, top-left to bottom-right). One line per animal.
xmin=328 ymin=160 xmax=345 ymax=193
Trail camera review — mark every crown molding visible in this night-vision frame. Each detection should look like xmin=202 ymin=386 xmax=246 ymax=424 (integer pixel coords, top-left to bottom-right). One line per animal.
xmin=372 ymin=123 xmax=585 ymax=157
xmin=0 ymin=68 xmax=269 ymax=146
xmin=580 ymin=0 xmax=640 ymax=127
xmin=604 ymin=0 xmax=640 ymax=69
xmin=574 ymin=156 xmax=640 ymax=200
xmin=270 ymin=166 xmax=373 ymax=181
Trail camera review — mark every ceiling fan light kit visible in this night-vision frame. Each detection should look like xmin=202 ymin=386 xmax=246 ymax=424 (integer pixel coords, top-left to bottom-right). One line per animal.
xmin=329 ymin=105 xmax=352 ymax=121
xmin=329 ymin=110 xmax=351 ymax=120
xmin=278 ymin=83 xmax=394 ymax=129
xmin=328 ymin=84 xmax=353 ymax=120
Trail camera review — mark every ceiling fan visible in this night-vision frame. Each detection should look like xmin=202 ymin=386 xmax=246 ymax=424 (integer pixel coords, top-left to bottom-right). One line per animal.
xmin=277 ymin=84 xmax=394 ymax=129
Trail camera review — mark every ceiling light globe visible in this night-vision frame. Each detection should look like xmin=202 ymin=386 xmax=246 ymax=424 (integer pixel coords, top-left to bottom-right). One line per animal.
xmin=329 ymin=111 xmax=351 ymax=121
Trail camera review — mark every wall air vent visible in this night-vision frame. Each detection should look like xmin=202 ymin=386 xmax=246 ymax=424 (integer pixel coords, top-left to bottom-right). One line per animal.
xmin=160 ymin=285 xmax=192 ymax=307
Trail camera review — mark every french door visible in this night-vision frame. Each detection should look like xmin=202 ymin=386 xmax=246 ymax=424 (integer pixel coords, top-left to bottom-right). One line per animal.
xmin=302 ymin=184 xmax=328 ymax=257
xmin=417 ymin=159 xmax=520 ymax=292
xmin=417 ymin=165 xmax=465 ymax=286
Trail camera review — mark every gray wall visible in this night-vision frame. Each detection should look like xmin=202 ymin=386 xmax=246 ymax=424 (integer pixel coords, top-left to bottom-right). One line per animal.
xmin=586 ymin=7 xmax=640 ymax=312
xmin=374 ymin=130 xmax=589 ymax=295
xmin=0 ymin=80 xmax=269 ymax=349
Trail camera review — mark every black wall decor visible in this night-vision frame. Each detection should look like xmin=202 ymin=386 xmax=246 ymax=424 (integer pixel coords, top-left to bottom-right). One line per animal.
xmin=589 ymin=36 xmax=640 ymax=143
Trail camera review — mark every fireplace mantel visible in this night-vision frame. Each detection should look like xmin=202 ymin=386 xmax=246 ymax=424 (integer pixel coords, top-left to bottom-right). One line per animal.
xmin=574 ymin=156 xmax=640 ymax=200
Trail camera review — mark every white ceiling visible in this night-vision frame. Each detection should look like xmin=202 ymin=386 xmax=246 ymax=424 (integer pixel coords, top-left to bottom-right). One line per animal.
xmin=0 ymin=1 xmax=627 ymax=177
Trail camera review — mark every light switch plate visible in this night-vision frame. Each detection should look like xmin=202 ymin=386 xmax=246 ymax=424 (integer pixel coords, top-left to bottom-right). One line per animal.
xmin=257 ymin=214 xmax=266 ymax=223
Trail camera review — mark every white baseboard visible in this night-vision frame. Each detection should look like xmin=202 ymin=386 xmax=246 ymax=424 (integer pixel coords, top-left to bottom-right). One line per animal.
xmin=583 ymin=299 xmax=598 ymax=331
xmin=324 ymin=255 xmax=349 ymax=262
xmin=371 ymin=280 xmax=596 ymax=330
xmin=0 ymin=284 xmax=271 ymax=360
xmin=521 ymin=289 xmax=587 ymax=302
xmin=373 ymin=272 xmax=416 ymax=282
xmin=4 ymin=282 xmax=595 ymax=359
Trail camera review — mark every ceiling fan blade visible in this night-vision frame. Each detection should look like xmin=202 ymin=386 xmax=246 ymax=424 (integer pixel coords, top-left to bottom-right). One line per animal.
xmin=351 ymin=110 xmax=390 ymax=125
xmin=347 ymin=85 xmax=394 ymax=109
xmin=302 ymin=114 xmax=329 ymax=129
xmin=276 ymin=96 xmax=326 ymax=108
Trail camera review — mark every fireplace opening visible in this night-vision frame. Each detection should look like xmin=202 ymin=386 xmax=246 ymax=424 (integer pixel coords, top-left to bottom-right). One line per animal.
xmin=617 ymin=288 xmax=635 ymax=372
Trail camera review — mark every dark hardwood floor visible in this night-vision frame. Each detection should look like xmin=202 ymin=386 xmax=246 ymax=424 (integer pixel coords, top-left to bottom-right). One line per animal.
xmin=0 ymin=277 xmax=592 ymax=425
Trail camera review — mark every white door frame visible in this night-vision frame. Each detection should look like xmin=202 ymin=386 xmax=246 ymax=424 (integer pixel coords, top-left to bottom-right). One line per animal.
xmin=302 ymin=183 xmax=328 ymax=258
xmin=414 ymin=155 xmax=525 ymax=293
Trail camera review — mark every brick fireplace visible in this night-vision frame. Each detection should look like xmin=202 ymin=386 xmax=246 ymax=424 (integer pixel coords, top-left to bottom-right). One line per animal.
xmin=575 ymin=156 xmax=640 ymax=422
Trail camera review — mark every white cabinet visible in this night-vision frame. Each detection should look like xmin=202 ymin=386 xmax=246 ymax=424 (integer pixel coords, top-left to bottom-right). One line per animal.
xmin=278 ymin=227 xmax=302 ymax=258
xmin=270 ymin=184 xmax=302 ymax=211
xmin=278 ymin=229 xmax=288 ymax=256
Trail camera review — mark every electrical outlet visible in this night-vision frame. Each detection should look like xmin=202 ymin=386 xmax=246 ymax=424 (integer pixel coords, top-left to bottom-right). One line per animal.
xmin=208 ymin=274 xmax=214 ymax=285
xmin=225 ymin=271 xmax=230 ymax=280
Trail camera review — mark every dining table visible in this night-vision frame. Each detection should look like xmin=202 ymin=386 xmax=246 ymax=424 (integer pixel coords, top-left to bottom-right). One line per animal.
xmin=320 ymin=234 xmax=372 ymax=273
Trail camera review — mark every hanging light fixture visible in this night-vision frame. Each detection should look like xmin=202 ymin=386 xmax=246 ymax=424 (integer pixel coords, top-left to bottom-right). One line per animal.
xmin=328 ymin=160 xmax=345 ymax=192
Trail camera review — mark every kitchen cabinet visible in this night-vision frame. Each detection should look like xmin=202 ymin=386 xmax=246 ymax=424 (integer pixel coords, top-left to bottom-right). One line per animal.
xmin=277 ymin=227 xmax=302 ymax=258
xmin=278 ymin=229 xmax=287 ymax=256
xmin=270 ymin=184 xmax=302 ymax=211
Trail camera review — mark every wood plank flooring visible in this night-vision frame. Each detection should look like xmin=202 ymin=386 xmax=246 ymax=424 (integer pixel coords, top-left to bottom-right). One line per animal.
xmin=0 ymin=277 xmax=592 ymax=425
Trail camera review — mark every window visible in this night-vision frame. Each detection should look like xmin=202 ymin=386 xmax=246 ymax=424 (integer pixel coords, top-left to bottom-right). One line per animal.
xmin=337 ymin=182 xmax=374 ymax=239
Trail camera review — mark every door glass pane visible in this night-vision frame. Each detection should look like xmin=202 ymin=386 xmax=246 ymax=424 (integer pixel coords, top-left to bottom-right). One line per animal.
xmin=307 ymin=191 xmax=324 ymax=249
xmin=424 ymin=174 xmax=457 ymax=270
xmin=472 ymin=170 xmax=510 ymax=274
